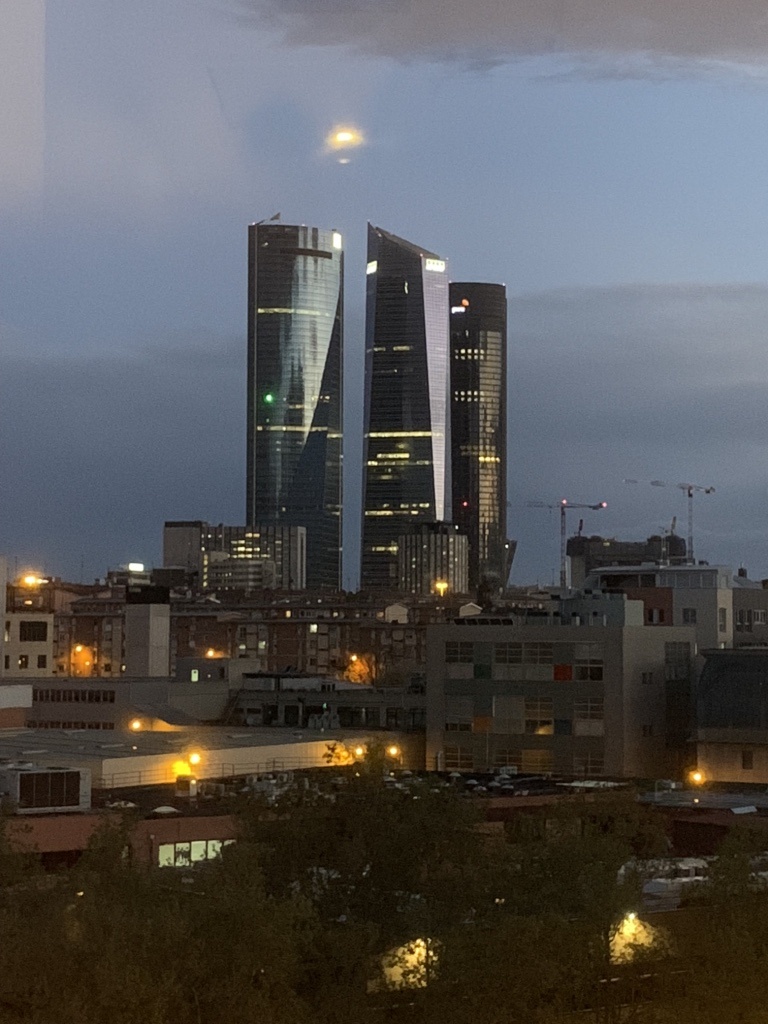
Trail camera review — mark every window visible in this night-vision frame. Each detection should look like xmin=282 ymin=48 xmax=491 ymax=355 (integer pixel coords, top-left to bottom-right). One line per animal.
xmin=742 ymin=750 xmax=754 ymax=771
xmin=574 ymin=698 xmax=604 ymax=721
xmin=18 ymin=655 xmax=29 ymax=670
xmin=19 ymin=621 xmax=48 ymax=642
xmin=573 ymin=753 xmax=604 ymax=777
xmin=37 ymin=655 xmax=47 ymax=669
xmin=495 ymin=642 xmax=522 ymax=664
xmin=521 ymin=749 xmax=553 ymax=774
xmin=682 ymin=608 xmax=697 ymax=625
xmin=157 ymin=838 xmax=233 ymax=868
xmin=494 ymin=749 xmax=521 ymax=770
xmin=665 ymin=642 xmax=691 ymax=681
xmin=524 ymin=698 xmax=553 ymax=735
xmin=446 ymin=641 xmax=474 ymax=663
xmin=574 ymin=643 xmax=604 ymax=681
xmin=3 ymin=656 xmax=8 ymax=671
xmin=755 ymin=610 xmax=767 ymax=626
xmin=445 ymin=695 xmax=473 ymax=732
xmin=718 ymin=607 xmax=727 ymax=633
xmin=641 ymin=671 xmax=654 ymax=685
xmin=444 ymin=745 xmax=473 ymax=770
xmin=647 ymin=608 xmax=665 ymax=624
xmin=523 ymin=643 xmax=553 ymax=665
xmin=574 ymin=697 xmax=604 ymax=736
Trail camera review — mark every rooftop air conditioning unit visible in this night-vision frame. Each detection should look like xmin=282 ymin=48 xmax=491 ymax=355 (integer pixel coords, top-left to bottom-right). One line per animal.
xmin=0 ymin=765 xmax=91 ymax=814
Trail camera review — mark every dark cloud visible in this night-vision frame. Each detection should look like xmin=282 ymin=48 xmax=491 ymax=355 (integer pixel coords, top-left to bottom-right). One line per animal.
xmin=239 ymin=0 xmax=768 ymax=70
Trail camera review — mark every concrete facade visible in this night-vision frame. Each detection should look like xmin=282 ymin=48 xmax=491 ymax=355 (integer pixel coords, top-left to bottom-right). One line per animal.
xmin=426 ymin=597 xmax=697 ymax=778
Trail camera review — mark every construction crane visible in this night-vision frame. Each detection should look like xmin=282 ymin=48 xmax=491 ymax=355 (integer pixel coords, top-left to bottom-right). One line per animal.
xmin=528 ymin=498 xmax=608 ymax=589
xmin=624 ymin=479 xmax=715 ymax=565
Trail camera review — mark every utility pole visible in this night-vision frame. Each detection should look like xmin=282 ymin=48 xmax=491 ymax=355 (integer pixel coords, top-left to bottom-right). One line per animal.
xmin=528 ymin=498 xmax=608 ymax=589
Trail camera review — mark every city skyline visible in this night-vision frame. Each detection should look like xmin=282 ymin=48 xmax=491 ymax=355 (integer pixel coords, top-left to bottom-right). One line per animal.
xmin=4 ymin=2 xmax=768 ymax=585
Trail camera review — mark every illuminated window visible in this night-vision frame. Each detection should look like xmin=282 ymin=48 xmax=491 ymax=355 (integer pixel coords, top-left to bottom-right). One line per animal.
xmin=524 ymin=699 xmax=553 ymax=735
xmin=158 ymin=839 xmax=233 ymax=868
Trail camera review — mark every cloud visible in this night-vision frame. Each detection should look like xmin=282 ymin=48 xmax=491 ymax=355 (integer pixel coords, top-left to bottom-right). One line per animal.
xmin=0 ymin=0 xmax=45 ymax=208
xmin=239 ymin=0 xmax=768 ymax=70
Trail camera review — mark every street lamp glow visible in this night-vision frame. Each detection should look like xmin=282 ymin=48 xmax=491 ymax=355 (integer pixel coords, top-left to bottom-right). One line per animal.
xmin=387 ymin=745 xmax=400 ymax=758
xmin=434 ymin=580 xmax=448 ymax=598
xmin=20 ymin=573 xmax=45 ymax=586
xmin=689 ymin=769 xmax=705 ymax=785
xmin=189 ymin=752 xmax=201 ymax=766
xmin=129 ymin=718 xmax=142 ymax=732
xmin=354 ymin=745 xmax=365 ymax=758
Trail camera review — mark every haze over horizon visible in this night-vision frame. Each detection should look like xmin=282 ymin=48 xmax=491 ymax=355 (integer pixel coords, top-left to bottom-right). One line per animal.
xmin=2 ymin=0 xmax=768 ymax=588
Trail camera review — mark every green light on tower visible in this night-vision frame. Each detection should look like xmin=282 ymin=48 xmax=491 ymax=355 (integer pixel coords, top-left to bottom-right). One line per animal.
xmin=264 ymin=393 xmax=275 ymax=404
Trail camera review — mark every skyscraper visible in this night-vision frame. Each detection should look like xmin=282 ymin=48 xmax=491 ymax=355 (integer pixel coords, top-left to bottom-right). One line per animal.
xmin=361 ymin=225 xmax=450 ymax=590
xmin=246 ymin=222 xmax=343 ymax=589
xmin=449 ymin=282 xmax=511 ymax=591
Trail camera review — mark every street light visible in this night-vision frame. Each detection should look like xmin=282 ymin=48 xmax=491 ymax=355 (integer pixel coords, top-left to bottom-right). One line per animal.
xmin=434 ymin=580 xmax=448 ymax=599
xmin=689 ymin=769 xmax=705 ymax=786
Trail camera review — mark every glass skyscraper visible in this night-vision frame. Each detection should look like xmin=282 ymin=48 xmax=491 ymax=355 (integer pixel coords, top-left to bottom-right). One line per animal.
xmin=246 ymin=222 xmax=343 ymax=589
xmin=361 ymin=224 xmax=450 ymax=590
xmin=449 ymin=282 xmax=511 ymax=591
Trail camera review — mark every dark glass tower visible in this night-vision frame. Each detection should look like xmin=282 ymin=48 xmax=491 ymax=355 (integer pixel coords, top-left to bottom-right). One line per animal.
xmin=246 ymin=222 xmax=343 ymax=589
xmin=449 ymin=282 xmax=511 ymax=591
xmin=361 ymin=225 xmax=450 ymax=590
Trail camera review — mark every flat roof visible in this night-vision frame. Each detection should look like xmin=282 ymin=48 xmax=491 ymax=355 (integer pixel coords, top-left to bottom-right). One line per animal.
xmin=0 ymin=726 xmax=363 ymax=761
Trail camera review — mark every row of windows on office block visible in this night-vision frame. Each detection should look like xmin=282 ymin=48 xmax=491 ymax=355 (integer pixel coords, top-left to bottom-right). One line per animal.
xmin=446 ymin=640 xmax=690 ymax=671
xmin=5 ymin=654 xmax=48 ymax=670
xmin=158 ymin=838 xmax=235 ymax=868
xmin=33 ymin=689 xmax=116 ymax=703
xmin=443 ymin=745 xmax=604 ymax=776
xmin=447 ymin=640 xmax=603 ymax=670
xmin=27 ymin=720 xmax=116 ymax=730
xmin=445 ymin=697 xmax=604 ymax=736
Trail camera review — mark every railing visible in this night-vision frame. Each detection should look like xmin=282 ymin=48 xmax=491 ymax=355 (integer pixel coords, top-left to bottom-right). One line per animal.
xmin=99 ymin=754 xmax=328 ymax=790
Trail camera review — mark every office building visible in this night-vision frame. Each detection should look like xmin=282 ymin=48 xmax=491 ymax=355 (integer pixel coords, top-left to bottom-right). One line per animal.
xmin=695 ymin=649 xmax=768 ymax=783
xmin=397 ymin=522 xmax=469 ymax=597
xmin=426 ymin=593 xmax=698 ymax=779
xmin=361 ymin=224 xmax=450 ymax=590
xmin=246 ymin=222 xmax=343 ymax=589
xmin=163 ymin=521 xmax=306 ymax=591
xmin=449 ymin=283 xmax=512 ymax=592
